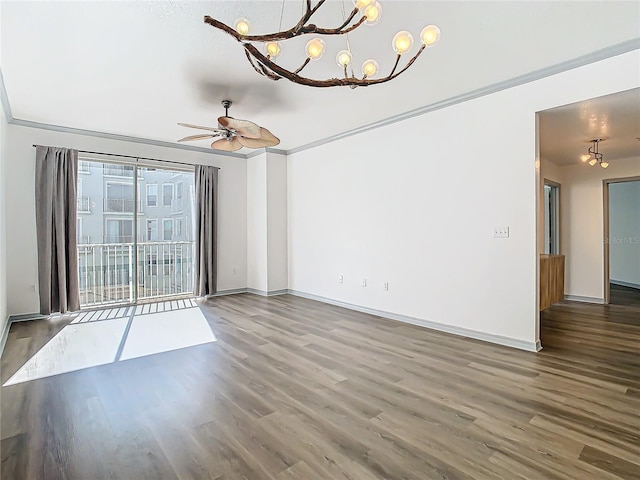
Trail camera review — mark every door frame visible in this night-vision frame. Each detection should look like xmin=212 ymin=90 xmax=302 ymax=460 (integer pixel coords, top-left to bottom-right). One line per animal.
xmin=543 ymin=178 xmax=561 ymax=255
xmin=602 ymin=176 xmax=640 ymax=304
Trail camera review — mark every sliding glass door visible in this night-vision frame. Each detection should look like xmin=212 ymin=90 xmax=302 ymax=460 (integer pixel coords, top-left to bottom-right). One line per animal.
xmin=136 ymin=166 xmax=195 ymax=301
xmin=76 ymin=159 xmax=195 ymax=307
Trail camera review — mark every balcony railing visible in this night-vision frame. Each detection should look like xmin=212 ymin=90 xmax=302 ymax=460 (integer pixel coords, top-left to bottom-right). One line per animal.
xmin=77 ymin=196 xmax=90 ymax=213
xmin=104 ymin=198 xmax=143 ymax=213
xmin=103 ymin=164 xmax=142 ymax=178
xmin=78 ymin=241 xmax=195 ymax=307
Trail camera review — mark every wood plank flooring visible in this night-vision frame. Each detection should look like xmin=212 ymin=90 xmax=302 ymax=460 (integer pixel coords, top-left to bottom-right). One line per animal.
xmin=2 ymin=294 xmax=639 ymax=479
xmin=610 ymin=283 xmax=640 ymax=307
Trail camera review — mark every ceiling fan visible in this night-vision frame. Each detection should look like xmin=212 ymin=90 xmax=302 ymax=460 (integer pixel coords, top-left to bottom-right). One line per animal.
xmin=178 ymin=100 xmax=280 ymax=152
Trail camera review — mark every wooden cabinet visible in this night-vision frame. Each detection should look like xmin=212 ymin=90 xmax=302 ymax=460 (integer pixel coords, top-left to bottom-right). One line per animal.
xmin=540 ymin=254 xmax=565 ymax=310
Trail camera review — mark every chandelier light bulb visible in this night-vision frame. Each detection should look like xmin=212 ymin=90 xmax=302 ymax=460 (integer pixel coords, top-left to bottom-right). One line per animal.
xmin=305 ymin=38 xmax=326 ymax=60
xmin=588 ymin=159 xmax=598 ymax=166
xmin=265 ymin=41 xmax=281 ymax=58
xmin=393 ymin=31 xmax=414 ymax=54
xmin=600 ymin=162 xmax=609 ymax=168
xmin=364 ymin=2 xmax=382 ymax=25
xmin=234 ymin=18 xmax=251 ymax=35
xmin=580 ymin=154 xmax=591 ymax=162
xmin=420 ymin=25 xmax=441 ymax=47
xmin=353 ymin=0 xmax=373 ymax=10
xmin=361 ymin=59 xmax=379 ymax=78
xmin=336 ymin=49 xmax=352 ymax=67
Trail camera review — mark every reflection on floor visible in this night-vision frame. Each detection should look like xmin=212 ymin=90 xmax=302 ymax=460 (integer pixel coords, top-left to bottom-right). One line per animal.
xmin=3 ymin=298 xmax=216 ymax=386
xmin=610 ymin=283 xmax=640 ymax=307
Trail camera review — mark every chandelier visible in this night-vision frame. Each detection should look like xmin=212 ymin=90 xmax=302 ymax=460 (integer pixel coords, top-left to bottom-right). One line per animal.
xmin=204 ymin=0 xmax=441 ymax=88
xmin=581 ymin=138 xmax=609 ymax=168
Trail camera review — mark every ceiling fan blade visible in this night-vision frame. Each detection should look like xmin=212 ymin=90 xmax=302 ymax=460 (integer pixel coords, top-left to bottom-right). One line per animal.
xmin=218 ymin=116 xmax=261 ymax=139
xmin=211 ymin=137 xmax=243 ymax=152
xmin=177 ymin=133 xmax=217 ymax=142
xmin=237 ymin=128 xmax=280 ymax=148
xmin=178 ymin=122 xmax=220 ymax=132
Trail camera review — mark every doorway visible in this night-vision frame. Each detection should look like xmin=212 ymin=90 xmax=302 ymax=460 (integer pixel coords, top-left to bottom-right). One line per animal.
xmin=76 ymin=159 xmax=196 ymax=307
xmin=603 ymin=177 xmax=640 ymax=305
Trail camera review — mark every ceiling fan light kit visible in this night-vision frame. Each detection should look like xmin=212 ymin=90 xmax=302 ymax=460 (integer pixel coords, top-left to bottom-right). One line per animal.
xmin=203 ymin=0 xmax=441 ymax=88
xmin=582 ymin=138 xmax=610 ymax=168
xmin=178 ymin=100 xmax=280 ymax=152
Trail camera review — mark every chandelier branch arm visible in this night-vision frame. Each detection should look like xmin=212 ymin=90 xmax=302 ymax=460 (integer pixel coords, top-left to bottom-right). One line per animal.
xmin=314 ymin=15 xmax=367 ymax=35
xmin=245 ymin=43 xmax=426 ymax=88
xmin=335 ymin=7 xmax=360 ymax=31
xmin=295 ymin=0 xmax=327 ymax=32
xmin=203 ymin=11 xmax=365 ymax=43
xmin=245 ymin=47 xmax=281 ymax=80
xmin=293 ymin=57 xmax=311 ymax=75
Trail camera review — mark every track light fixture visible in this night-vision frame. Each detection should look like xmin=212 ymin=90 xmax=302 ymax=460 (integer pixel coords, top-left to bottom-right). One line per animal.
xmin=204 ymin=0 xmax=441 ymax=88
xmin=581 ymin=138 xmax=609 ymax=168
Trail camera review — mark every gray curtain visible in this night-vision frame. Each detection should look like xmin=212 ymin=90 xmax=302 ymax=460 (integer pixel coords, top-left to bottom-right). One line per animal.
xmin=194 ymin=165 xmax=219 ymax=296
xmin=35 ymin=146 xmax=80 ymax=315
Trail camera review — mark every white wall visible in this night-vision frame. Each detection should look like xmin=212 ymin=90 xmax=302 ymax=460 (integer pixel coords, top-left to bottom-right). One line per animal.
xmin=246 ymin=151 xmax=288 ymax=293
xmin=558 ymin=157 xmax=640 ymax=300
xmin=0 ymin=105 xmax=8 ymax=334
xmin=288 ymin=51 xmax=639 ymax=350
xmin=246 ymin=153 xmax=268 ymax=292
xmin=266 ymin=151 xmax=288 ymax=292
xmin=4 ymin=124 xmax=247 ymax=316
xmin=608 ymin=180 xmax=640 ymax=288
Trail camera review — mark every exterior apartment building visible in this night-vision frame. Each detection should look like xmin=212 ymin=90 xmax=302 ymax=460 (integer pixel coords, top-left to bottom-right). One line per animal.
xmin=76 ymin=159 xmax=195 ymax=305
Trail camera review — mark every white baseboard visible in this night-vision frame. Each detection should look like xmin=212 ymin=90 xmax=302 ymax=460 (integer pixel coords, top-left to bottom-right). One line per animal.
xmin=1 ymin=313 xmax=48 ymax=357
xmin=1 ymin=290 xmax=543 ymax=356
xmin=287 ymin=289 xmax=540 ymax=352
xmin=211 ymin=288 xmax=249 ymax=297
xmin=246 ymin=288 xmax=288 ymax=297
xmin=610 ymin=280 xmax=640 ymax=290
xmin=564 ymin=294 xmax=605 ymax=304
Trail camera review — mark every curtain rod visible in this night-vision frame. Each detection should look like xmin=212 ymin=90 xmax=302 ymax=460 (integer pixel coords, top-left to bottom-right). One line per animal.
xmin=32 ymin=145 xmax=220 ymax=169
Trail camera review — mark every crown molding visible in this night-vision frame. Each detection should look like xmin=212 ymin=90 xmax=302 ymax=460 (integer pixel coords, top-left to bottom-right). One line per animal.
xmin=287 ymin=38 xmax=640 ymax=155
xmin=2 ymin=37 xmax=638 ymax=158
xmin=7 ymin=117 xmax=246 ymax=159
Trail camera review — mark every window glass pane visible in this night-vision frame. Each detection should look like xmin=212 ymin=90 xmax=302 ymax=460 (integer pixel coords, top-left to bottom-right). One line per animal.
xmin=163 ymin=184 xmax=173 ymax=207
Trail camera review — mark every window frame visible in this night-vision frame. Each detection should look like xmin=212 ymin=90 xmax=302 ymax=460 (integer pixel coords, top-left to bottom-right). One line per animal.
xmin=162 ymin=218 xmax=174 ymax=241
xmin=543 ymin=179 xmax=561 ymax=255
xmin=146 ymin=183 xmax=158 ymax=207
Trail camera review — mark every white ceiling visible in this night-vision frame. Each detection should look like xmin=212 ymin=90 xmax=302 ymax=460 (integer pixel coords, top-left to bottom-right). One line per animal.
xmin=2 ymin=1 xmax=640 ymax=152
xmin=539 ymin=88 xmax=640 ymax=166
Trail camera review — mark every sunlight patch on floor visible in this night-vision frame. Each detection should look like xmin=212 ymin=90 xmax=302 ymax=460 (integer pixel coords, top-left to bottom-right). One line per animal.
xmin=4 ymin=317 xmax=129 ymax=386
xmin=3 ymin=303 xmax=216 ymax=386
xmin=120 ymin=307 xmax=216 ymax=361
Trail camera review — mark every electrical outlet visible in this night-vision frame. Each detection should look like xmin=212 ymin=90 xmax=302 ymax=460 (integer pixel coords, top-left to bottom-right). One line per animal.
xmin=338 ymin=275 xmax=343 ymax=283
xmin=362 ymin=279 xmax=367 ymax=287
xmin=493 ymin=226 xmax=510 ymax=238
xmin=384 ymin=282 xmax=389 ymax=291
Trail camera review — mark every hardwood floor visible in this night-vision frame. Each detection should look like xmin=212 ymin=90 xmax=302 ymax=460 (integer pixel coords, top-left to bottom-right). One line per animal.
xmin=2 ymin=294 xmax=639 ymax=479
xmin=610 ymin=283 xmax=640 ymax=307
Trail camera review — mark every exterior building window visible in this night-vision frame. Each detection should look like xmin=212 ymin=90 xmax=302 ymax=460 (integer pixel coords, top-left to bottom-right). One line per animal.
xmin=147 ymin=219 xmax=158 ymax=241
xmin=175 ymin=218 xmax=183 ymax=237
xmin=147 ymin=184 xmax=158 ymax=207
xmin=176 ymin=182 xmax=183 ymax=199
xmin=78 ymin=160 xmax=91 ymax=174
xmin=105 ymin=182 xmax=134 ymax=213
xmin=163 ymin=184 xmax=173 ymax=207
xmin=163 ymin=219 xmax=173 ymax=241
xmin=105 ymin=219 xmax=133 ymax=243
